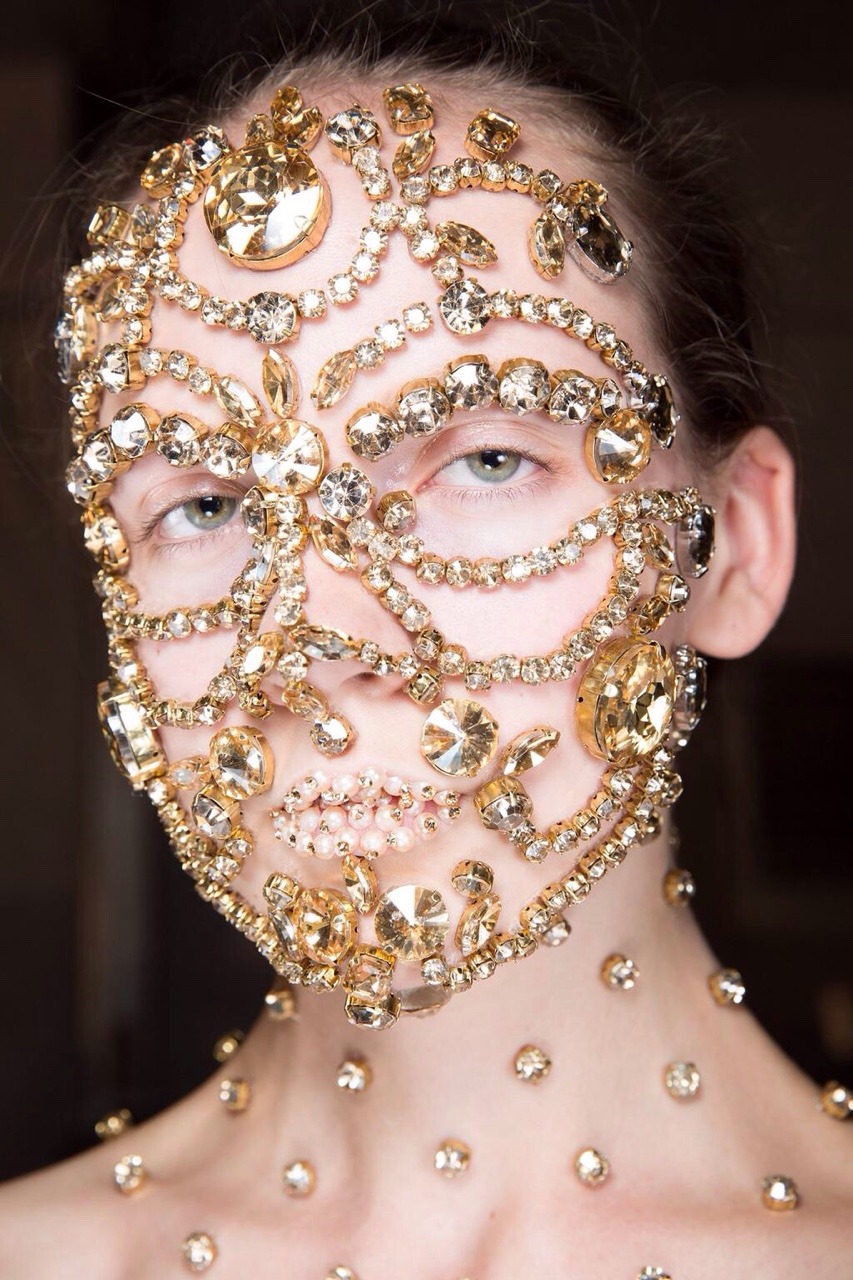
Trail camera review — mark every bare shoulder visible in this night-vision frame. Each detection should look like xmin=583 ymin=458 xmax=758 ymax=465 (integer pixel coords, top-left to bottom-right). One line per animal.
xmin=0 ymin=1142 xmax=130 ymax=1280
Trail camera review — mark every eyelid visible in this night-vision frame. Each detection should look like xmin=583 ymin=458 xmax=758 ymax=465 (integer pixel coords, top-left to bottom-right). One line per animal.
xmin=135 ymin=479 xmax=246 ymax=543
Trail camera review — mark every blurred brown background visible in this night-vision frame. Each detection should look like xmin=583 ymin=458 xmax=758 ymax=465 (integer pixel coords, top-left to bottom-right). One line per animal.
xmin=1 ymin=0 xmax=851 ymax=1180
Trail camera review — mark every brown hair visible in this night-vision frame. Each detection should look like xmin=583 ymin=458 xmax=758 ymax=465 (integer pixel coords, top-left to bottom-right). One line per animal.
xmin=62 ymin=7 xmax=788 ymax=469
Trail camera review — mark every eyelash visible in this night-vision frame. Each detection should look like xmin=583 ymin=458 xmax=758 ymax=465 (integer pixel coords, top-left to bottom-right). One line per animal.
xmin=138 ymin=487 xmax=243 ymax=554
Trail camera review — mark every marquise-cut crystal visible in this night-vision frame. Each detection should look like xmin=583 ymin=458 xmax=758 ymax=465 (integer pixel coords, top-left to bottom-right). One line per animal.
xmin=576 ymin=638 xmax=675 ymax=764
xmin=262 ymin=349 xmax=299 ymax=417
xmin=252 ymin=420 xmax=326 ymax=493
xmin=500 ymin=725 xmax=560 ymax=774
xmin=529 ymin=210 xmax=565 ymax=278
xmin=374 ymin=885 xmax=449 ymax=961
xmin=435 ymin=221 xmax=497 ymax=267
xmin=341 ymin=855 xmax=378 ymax=913
xmin=676 ymin=505 xmax=715 ymax=578
xmin=312 ymin=350 xmax=357 ymax=409
xmin=640 ymin=373 xmax=679 ymax=447
xmin=204 ymin=142 xmax=329 ymax=268
xmin=456 ymin=894 xmax=501 ymax=956
xmin=310 ymin=518 xmax=358 ymax=572
xmin=420 ymin=698 xmax=499 ymax=777
xmin=393 ymin=130 xmax=435 ymax=177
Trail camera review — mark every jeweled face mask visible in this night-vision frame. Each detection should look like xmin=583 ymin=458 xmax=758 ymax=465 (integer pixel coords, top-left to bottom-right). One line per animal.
xmin=59 ymin=82 xmax=715 ymax=1029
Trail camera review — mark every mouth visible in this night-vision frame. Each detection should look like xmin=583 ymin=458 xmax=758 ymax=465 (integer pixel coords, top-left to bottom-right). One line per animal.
xmin=269 ymin=766 xmax=461 ymax=859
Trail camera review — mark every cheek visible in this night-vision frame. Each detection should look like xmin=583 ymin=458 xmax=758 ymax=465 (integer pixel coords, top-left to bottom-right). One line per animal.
xmin=137 ymin=631 xmax=235 ymax=712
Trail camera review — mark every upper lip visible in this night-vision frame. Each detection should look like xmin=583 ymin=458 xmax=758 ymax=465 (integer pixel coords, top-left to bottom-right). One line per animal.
xmin=271 ymin=764 xmax=457 ymax=811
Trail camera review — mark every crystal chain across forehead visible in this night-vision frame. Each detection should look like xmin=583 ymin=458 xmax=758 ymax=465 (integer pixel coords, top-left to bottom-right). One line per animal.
xmin=58 ymin=80 xmax=718 ymax=1031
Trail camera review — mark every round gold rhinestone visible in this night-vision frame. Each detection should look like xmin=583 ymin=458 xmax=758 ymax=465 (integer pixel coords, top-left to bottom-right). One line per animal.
xmin=218 ymin=1077 xmax=252 ymax=1112
xmin=282 ymin=1159 xmax=316 ymax=1197
xmin=292 ymin=888 xmax=357 ymax=965
xmin=663 ymin=867 xmax=696 ymax=906
xmin=208 ymin=726 xmax=274 ymax=799
xmin=761 ymin=1174 xmax=799 ymax=1211
xmin=708 ymin=967 xmax=745 ymax=1006
xmin=204 ymin=142 xmax=330 ymax=268
xmin=514 ymin=1044 xmax=552 ymax=1084
xmin=450 ymin=860 xmax=494 ymax=900
xmin=663 ymin=1060 xmax=701 ymax=1100
xmin=95 ymin=1108 xmax=133 ymax=1142
xmin=420 ymin=697 xmax=499 ymax=777
xmin=600 ymin=952 xmax=639 ymax=990
xmin=574 ymin=1146 xmax=610 ymax=1187
xmin=181 ymin=1231 xmax=218 ymax=1272
xmin=434 ymin=1138 xmax=471 ymax=1178
xmin=374 ymin=885 xmax=449 ymax=961
xmin=819 ymin=1080 xmax=853 ymax=1120
xmin=251 ymin=419 xmax=327 ymax=494
xmin=336 ymin=1057 xmax=373 ymax=1092
xmin=212 ymin=1030 xmax=243 ymax=1062
xmin=264 ymin=983 xmax=297 ymax=1020
xmin=113 ymin=1153 xmax=147 ymax=1195
xmin=576 ymin=638 xmax=675 ymax=764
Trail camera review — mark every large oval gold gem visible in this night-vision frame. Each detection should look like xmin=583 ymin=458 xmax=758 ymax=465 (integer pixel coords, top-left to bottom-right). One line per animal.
xmin=292 ymin=888 xmax=357 ymax=965
xmin=204 ymin=142 xmax=330 ymax=269
xmin=575 ymin=638 xmax=675 ymax=764
xmin=208 ymin=726 xmax=274 ymax=799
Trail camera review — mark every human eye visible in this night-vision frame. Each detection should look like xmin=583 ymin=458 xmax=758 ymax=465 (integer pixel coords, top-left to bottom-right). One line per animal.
xmin=422 ymin=433 xmax=558 ymax=507
xmin=138 ymin=485 xmax=243 ymax=553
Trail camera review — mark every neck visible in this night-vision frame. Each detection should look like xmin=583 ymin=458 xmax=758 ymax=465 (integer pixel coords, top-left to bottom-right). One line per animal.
xmin=221 ymin=822 xmax=736 ymax=1200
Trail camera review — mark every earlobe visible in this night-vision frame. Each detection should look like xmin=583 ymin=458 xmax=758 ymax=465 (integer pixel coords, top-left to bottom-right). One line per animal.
xmin=685 ymin=425 xmax=797 ymax=659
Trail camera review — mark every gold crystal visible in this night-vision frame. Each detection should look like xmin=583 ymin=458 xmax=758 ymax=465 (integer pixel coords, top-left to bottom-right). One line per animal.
xmin=264 ymin=982 xmax=297 ymax=1020
xmin=576 ymin=638 xmax=675 ymax=764
xmin=708 ymin=967 xmax=745 ymax=1006
xmin=336 ymin=1056 xmax=373 ymax=1091
xmin=218 ymin=1077 xmax=252 ymax=1111
xmin=374 ymin=885 xmax=449 ymax=961
xmin=310 ymin=517 xmax=357 ymax=573
xmin=819 ymin=1081 xmax=853 ymax=1121
xmin=761 ymin=1174 xmax=799 ymax=1211
xmin=293 ymin=887 xmax=357 ymax=965
xmin=393 ymin=130 xmax=436 ymax=178
xmin=204 ymin=142 xmax=330 ymax=269
xmin=434 ymin=1138 xmax=471 ymax=1177
xmin=270 ymin=87 xmax=322 ymax=149
xmin=282 ymin=1159 xmax=316 ymax=1197
xmin=600 ymin=952 xmax=639 ymax=990
xmin=208 ymin=726 xmax=274 ymax=799
xmin=140 ymin=143 xmax=184 ymax=195
xmin=113 ymin=1153 xmax=147 ymax=1195
xmin=97 ymin=682 xmax=166 ymax=790
xmin=529 ymin=211 xmax=566 ymax=278
xmin=252 ymin=420 xmax=327 ymax=494
xmin=499 ymin=725 xmax=560 ymax=775
xmin=382 ymin=83 xmax=434 ymax=134
xmin=435 ymin=221 xmax=498 ymax=267
xmin=341 ymin=854 xmax=378 ymax=914
xmin=262 ymin=349 xmax=299 ymax=417
xmin=450 ymin=860 xmax=494 ymax=900
xmin=212 ymin=1030 xmax=244 ymax=1062
xmin=214 ymin=374 xmax=263 ymax=427
xmin=586 ymin=410 xmax=651 ymax=484
xmin=344 ymin=946 xmax=395 ymax=999
xmin=456 ymin=894 xmax=501 ymax=956
xmin=664 ymin=1060 xmax=701 ymax=1100
xmin=465 ymin=108 xmax=521 ymax=160
xmin=95 ymin=1109 xmax=133 ymax=1142
xmin=663 ymin=867 xmax=696 ymax=906
xmin=406 ymin=667 xmax=442 ymax=705
xmin=514 ymin=1044 xmax=552 ymax=1084
xmin=344 ymin=992 xmax=401 ymax=1030
xmin=181 ymin=1232 xmax=218 ymax=1272
xmin=311 ymin=349 xmax=357 ymax=410
xmin=376 ymin=489 xmax=416 ymax=531
xmin=574 ymin=1147 xmax=609 ymax=1187
xmin=420 ymin=697 xmax=499 ymax=777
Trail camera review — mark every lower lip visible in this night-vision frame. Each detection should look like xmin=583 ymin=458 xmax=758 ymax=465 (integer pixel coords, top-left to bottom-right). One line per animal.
xmin=270 ymin=768 xmax=461 ymax=859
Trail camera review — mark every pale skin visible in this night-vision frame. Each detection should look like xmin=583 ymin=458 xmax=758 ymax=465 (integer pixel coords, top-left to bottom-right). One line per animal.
xmin=2 ymin=77 xmax=851 ymax=1279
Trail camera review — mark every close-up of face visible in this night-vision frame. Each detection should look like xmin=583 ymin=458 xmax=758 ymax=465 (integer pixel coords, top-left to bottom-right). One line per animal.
xmin=61 ymin=78 xmax=717 ymax=1028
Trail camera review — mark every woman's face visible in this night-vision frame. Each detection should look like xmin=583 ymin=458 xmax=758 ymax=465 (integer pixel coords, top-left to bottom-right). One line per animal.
xmin=75 ymin=88 xmax=712 ymax=1013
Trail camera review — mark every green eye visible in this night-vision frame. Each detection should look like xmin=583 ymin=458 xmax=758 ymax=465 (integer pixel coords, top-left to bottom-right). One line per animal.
xmin=161 ymin=494 xmax=238 ymax=539
xmin=462 ymin=449 xmax=522 ymax=483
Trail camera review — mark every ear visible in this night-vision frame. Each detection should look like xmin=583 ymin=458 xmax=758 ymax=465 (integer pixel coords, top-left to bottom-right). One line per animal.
xmin=685 ymin=425 xmax=796 ymax=659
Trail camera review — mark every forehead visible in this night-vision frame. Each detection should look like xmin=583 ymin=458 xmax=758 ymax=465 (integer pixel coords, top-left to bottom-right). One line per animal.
xmin=96 ymin=83 xmax=654 ymax=451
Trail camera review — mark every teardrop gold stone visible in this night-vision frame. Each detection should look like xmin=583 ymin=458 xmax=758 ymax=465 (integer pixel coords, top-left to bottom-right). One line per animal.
xmin=456 ymin=894 xmax=502 ymax=956
xmin=341 ymin=854 xmax=379 ymax=913
xmin=499 ymin=726 xmax=561 ymax=775
xmin=436 ymin=221 xmax=498 ymax=267
xmin=310 ymin=517 xmax=358 ymax=572
xmin=214 ymin=375 xmax=263 ymax=427
xmin=528 ymin=211 xmax=565 ymax=279
xmin=392 ymin=130 xmax=436 ymax=178
xmin=311 ymin=350 xmax=357 ymax=410
xmin=262 ymin=348 xmax=299 ymax=417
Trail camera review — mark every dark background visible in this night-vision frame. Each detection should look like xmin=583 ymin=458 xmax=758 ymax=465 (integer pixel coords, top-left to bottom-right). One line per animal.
xmin=1 ymin=0 xmax=851 ymax=1181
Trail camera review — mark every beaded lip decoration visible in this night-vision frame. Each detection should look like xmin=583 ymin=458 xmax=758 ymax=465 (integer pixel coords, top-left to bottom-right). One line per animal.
xmin=59 ymin=82 xmax=717 ymax=1031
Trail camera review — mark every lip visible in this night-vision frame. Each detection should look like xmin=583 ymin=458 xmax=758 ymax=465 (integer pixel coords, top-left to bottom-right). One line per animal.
xmin=269 ymin=764 xmax=461 ymax=859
